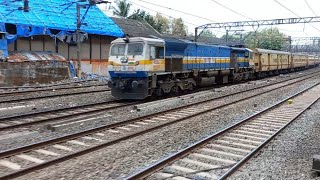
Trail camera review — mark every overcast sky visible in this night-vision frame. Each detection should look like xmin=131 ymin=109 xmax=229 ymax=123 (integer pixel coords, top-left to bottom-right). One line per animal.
xmin=99 ymin=0 xmax=320 ymax=43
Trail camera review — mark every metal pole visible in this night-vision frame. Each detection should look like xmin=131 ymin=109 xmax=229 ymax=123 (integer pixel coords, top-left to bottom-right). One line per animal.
xmin=76 ymin=4 xmax=82 ymax=78
xmin=289 ymin=36 xmax=292 ymax=53
xmin=24 ymin=0 xmax=29 ymax=12
xmin=254 ymin=31 xmax=257 ymax=48
xmin=225 ymin=30 xmax=229 ymax=45
xmin=195 ymin=28 xmax=198 ymax=42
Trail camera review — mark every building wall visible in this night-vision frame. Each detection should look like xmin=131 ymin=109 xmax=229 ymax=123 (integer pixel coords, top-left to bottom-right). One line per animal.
xmin=0 ymin=61 xmax=69 ymax=86
xmin=8 ymin=35 xmax=117 ymax=76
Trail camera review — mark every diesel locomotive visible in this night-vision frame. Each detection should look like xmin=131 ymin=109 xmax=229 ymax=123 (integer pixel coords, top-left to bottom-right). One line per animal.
xmin=107 ymin=37 xmax=319 ymax=99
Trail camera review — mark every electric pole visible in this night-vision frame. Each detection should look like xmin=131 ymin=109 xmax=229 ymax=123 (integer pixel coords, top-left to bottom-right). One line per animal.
xmin=76 ymin=3 xmax=82 ymax=78
xmin=75 ymin=0 xmax=110 ymax=78
xmin=288 ymin=36 xmax=292 ymax=53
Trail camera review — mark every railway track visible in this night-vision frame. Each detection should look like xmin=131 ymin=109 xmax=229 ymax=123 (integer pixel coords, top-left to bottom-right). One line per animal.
xmin=0 ymin=71 xmax=319 ymax=132
xmin=126 ymin=81 xmax=320 ymax=180
xmin=0 ymin=86 xmax=109 ymax=104
xmin=0 ymin=83 xmax=108 ymax=97
xmin=0 ymin=100 xmax=136 ymax=131
xmin=0 ymin=72 xmax=319 ymax=179
xmin=0 ymin=79 xmax=101 ymax=90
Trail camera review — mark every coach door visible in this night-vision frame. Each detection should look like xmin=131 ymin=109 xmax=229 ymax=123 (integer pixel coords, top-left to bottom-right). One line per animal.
xmin=230 ymin=52 xmax=239 ymax=71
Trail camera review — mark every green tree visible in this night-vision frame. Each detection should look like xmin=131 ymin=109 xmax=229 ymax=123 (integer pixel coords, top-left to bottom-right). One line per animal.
xmin=129 ymin=9 xmax=156 ymax=29
xmin=112 ymin=0 xmax=132 ymax=18
xmin=201 ymin=30 xmax=216 ymax=38
xmin=153 ymin=13 xmax=170 ymax=34
xmin=221 ymin=34 xmax=241 ymax=42
xmin=129 ymin=9 xmax=146 ymax=20
xmin=244 ymin=28 xmax=287 ymax=50
xmin=171 ymin=18 xmax=188 ymax=36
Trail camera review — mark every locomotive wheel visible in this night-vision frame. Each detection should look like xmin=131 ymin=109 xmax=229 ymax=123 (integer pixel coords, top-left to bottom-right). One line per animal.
xmin=188 ymin=83 xmax=194 ymax=91
xmin=154 ymin=88 xmax=163 ymax=97
xmin=171 ymin=85 xmax=181 ymax=96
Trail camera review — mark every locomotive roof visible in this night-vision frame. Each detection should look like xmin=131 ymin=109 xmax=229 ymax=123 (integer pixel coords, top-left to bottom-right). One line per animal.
xmin=231 ymin=47 xmax=252 ymax=52
xmin=112 ymin=37 xmax=164 ymax=44
xmin=162 ymin=37 xmax=231 ymax=48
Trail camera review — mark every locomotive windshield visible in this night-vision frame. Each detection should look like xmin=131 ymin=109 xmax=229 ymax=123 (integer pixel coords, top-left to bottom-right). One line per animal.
xmin=110 ymin=43 xmax=144 ymax=56
xmin=110 ymin=44 xmax=126 ymax=56
xmin=127 ymin=43 xmax=144 ymax=56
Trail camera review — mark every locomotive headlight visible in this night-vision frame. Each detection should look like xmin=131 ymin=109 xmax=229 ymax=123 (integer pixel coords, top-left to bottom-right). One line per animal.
xmin=132 ymin=80 xmax=144 ymax=88
xmin=132 ymin=81 xmax=139 ymax=88
xmin=119 ymin=81 xmax=127 ymax=90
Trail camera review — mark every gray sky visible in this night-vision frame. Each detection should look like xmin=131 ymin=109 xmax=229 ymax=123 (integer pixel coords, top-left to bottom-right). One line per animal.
xmin=99 ymin=0 xmax=320 ymax=40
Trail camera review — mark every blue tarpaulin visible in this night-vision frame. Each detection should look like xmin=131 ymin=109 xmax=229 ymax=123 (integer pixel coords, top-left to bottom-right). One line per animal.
xmin=0 ymin=0 xmax=124 ymax=42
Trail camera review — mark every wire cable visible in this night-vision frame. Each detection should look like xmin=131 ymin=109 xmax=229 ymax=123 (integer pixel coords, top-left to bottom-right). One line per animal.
xmin=273 ymin=0 xmax=320 ymax=33
xmin=209 ymin=0 xmax=253 ymax=20
xmin=273 ymin=0 xmax=301 ymax=17
xmin=129 ymin=1 xmax=200 ymax=27
xmin=304 ymin=0 xmax=318 ymax=17
xmin=131 ymin=0 xmax=216 ymax=23
xmin=128 ymin=1 xmax=228 ymax=37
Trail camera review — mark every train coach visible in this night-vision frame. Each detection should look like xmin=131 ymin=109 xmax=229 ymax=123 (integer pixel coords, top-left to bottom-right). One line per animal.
xmin=107 ymin=37 xmax=319 ymax=100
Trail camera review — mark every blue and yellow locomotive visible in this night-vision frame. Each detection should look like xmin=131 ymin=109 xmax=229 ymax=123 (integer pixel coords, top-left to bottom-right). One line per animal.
xmin=108 ymin=37 xmax=254 ymax=99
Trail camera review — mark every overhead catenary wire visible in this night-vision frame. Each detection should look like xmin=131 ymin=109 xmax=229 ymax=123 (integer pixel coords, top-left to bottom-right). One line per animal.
xmin=208 ymin=0 xmax=302 ymax=33
xmin=128 ymin=1 xmax=228 ymax=35
xmin=209 ymin=0 xmax=254 ymax=20
xmin=273 ymin=0 xmax=320 ymax=33
xmin=131 ymin=0 xmax=216 ymax=23
xmin=128 ymin=0 xmax=200 ymax=27
xmin=205 ymin=0 xmax=312 ymax=47
xmin=304 ymin=0 xmax=319 ymax=18
xmin=192 ymin=0 xmax=314 ymax=37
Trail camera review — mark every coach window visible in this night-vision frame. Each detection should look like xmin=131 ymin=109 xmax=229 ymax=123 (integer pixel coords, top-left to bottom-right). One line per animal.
xmin=150 ymin=46 xmax=164 ymax=60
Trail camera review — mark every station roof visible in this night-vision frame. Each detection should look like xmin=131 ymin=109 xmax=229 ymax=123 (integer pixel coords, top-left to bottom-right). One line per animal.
xmin=0 ymin=0 xmax=124 ymax=37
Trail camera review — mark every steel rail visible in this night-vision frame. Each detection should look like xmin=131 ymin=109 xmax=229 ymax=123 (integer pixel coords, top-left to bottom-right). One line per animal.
xmin=1 ymin=70 xmax=319 ymax=131
xmin=0 ymin=73 xmax=319 ymax=179
xmin=126 ymin=82 xmax=320 ymax=180
xmin=1 ymin=71 xmax=318 ymax=131
xmin=0 ymin=88 xmax=110 ymax=104
xmin=0 ymin=83 xmax=109 ymax=97
xmin=0 ymin=101 xmax=137 ymax=131
xmin=0 ymin=79 xmax=100 ymax=90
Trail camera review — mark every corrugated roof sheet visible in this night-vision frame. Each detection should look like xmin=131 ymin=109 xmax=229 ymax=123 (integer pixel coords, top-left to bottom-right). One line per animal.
xmin=0 ymin=0 xmax=124 ymax=37
xmin=7 ymin=51 xmax=67 ymax=62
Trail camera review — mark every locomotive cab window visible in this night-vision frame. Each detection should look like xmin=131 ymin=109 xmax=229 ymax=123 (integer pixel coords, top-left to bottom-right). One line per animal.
xmin=244 ymin=51 xmax=249 ymax=58
xmin=244 ymin=51 xmax=253 ymax=59
xmin=150 ymin=46 xmax=164 ymax=60
xmin=127 ymin=43 xmax=144 ymax=56
xmin=110 ymin=44 xmax=126 ymax=56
